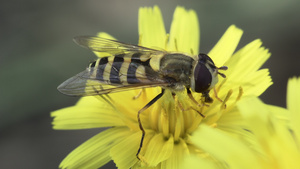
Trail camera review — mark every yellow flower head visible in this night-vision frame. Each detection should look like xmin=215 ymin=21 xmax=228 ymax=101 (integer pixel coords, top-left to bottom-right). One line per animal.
xmin=185 ymin=77 xmax=300 ymax=169
xmin=52 ymin=6 xmax=272 ymax=169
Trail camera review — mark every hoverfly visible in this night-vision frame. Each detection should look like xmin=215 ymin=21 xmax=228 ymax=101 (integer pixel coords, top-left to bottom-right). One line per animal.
xmin=58 ymin=36 xmax=228 ymax=158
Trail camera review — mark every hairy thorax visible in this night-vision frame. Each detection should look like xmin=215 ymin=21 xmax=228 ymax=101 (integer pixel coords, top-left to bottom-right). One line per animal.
xmin=159 ymin=53 xmax=195 ymax=91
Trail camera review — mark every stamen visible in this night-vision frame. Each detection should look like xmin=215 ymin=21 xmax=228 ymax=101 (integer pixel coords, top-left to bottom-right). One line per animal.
xmin=165 ymin=34 xmax=169 ymax=50
xmin=216 ymin=78 xmax=226 ymax=93
xmin=221 ymin=89 xmax=233 ymax=109
xmin=177 ymin=100 xmax=185 ymax=111
xmin=236 ymin=86 xmax=243 ymax=101
xmin=213 ymin=88 xmax=223 ymax=103
xmin=133 ymin=89 xmax=143 ymax=100
xmin=174 ymin=38 xmax=178 ymax=51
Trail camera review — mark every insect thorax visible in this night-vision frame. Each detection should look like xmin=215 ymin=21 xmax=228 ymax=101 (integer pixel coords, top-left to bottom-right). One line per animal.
xmin=159 ymin=53 xmax=195 ymax=91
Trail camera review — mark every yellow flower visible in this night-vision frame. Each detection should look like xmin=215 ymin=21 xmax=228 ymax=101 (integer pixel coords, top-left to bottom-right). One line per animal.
xmin=52 ymin=6 xmax=272 ymax=169
xmin=184 ymin=77 xmax=300 ymax=169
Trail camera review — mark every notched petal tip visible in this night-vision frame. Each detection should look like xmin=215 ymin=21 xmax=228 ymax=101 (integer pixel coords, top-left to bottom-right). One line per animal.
xmin=168 ymin=6 xmax=199 ymax=54
xmin=208 ymin=24 xmax=243 ymax=66
xmin=138 ymin=5 xmax=166 ymax=48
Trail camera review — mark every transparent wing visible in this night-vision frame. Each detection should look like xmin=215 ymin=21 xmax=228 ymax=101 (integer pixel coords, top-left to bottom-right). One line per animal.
xmin=57 ymin=62 xmax=169 ymax=96
xmin=73 ymin=36 xmax=164 ymax=55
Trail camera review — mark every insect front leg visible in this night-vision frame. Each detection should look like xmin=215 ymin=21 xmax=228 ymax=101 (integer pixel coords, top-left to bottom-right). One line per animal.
xmin=201 ymin=90 xmax=213 ymax=103
xmin=186 ymin=88 xmax=201 ymax=106
xmin=177 ymin=100 xmax=205 ymax=118
xmin=136 ymin=88 xmax=165 ymax=160
xmin=186 ymin=88 xmax=207 ymax=117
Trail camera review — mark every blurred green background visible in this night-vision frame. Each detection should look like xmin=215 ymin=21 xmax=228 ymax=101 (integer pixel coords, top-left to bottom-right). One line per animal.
xmin=1 ymin=0 xmax=300 ymax=168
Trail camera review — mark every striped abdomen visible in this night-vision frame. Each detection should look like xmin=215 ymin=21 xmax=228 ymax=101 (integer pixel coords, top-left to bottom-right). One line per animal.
xmin=88 ymin=53 xmax=159 ymax=85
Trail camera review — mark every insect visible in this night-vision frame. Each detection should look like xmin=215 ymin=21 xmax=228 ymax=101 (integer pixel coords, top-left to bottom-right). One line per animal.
xmin=58 ymin=36 xmax=228 ymax=158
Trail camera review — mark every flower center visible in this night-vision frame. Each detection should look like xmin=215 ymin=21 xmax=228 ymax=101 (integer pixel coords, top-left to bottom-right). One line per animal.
xmin=142 ymin=85 xmax=243 ymax=143
xmin=146 ymin=90 xmax=205 ymax=142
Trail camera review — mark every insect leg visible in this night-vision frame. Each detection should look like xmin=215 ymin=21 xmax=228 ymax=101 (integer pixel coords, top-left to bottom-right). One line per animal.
xmin=136 ymin=88 xmax=165 ymax=159
xmin=202 ymin=90 xmax=213 ymax=103
xmin=190 ymin=107 xmax=205 ymax=118
xmin=186 ymin=88 xmax=201 ymax=106
xmin=186 ymin=88 xmax=207 ymax=117
xmin=177 ymin=100 xmax=205 ymax=118
xmin=187 ymin=88 xmax=210 ymax=106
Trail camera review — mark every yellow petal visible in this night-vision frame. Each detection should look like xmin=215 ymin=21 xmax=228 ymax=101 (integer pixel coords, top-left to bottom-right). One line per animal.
xmin=287 ymin=77 xmax=300 ymax=120
xmin=51 ymin=97 xmax=124 ymax=129
xmin=218 ymin=39 xmax=272 ymax=98
xmin=110 ymin=131 xmax=141 ymax=169
xmin=81 ymin=90 xmax=145 ymax=122
xmin=168 ymin=6 xmax=199 ymax=54
xmin=139 ymin=6 xmax=166 ymax=49
xmin=191 ymin=125 xmax=261 ymax=169
xmin=287 ymin=77 xmax=300 ymax=144
xmin=143 ymin=133 xmax=174 ymax=166
xmin=208 ymin=25 xmax=243 ymax=67
xmin=266 ymin=105 xmax=290 ymax=122
xmin=237 ymin=97 xmax=300 ymax=169
xmin=240 ymin=69 xmax=272 ymax=96
xmin=182 ymin=155 xmax=217 ymax=169
xmin=59 ymin=127 xmax=131 ymax=169
xmin=161 ymin=139 xmax=189 ymax=169
xmin=216 ymin=107 xmax=247 ymax=131
xmin=225 ymin=39 xmax=270 ymax=79
xmin=237 ymin=97 xmax=273 ymax=139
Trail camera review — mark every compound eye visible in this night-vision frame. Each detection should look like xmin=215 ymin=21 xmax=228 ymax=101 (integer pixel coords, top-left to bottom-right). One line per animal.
xmin=193 ymin=63 xmax=212 ymax=93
